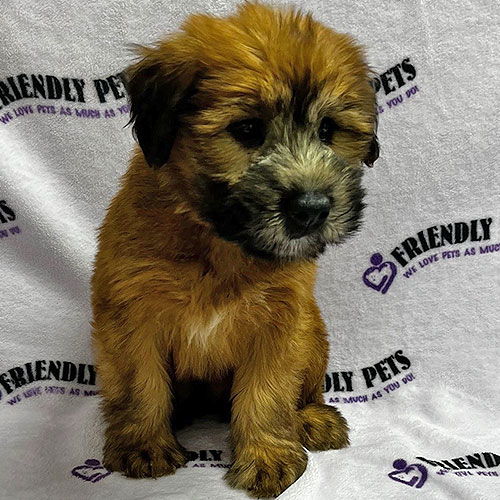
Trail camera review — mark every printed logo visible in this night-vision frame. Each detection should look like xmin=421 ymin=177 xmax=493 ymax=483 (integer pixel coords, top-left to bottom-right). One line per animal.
xmin=0 ymin=360 xmax=98 ymax=406
xmin=0 ymin=199 xmax=21 ymax=241
xmin=324 ymin=349 xmax=416 ymax=404
xmin=362 ymin=253 xmax=397 ymax=294
xmin=388 ymin=452 xmax=500 ymax=488
xmin=71 ymin=459 xmax=111 ymax=483
xmin=418 ymin=452 xmax=500 ymax=478
xmin=372 ymin=57 xmax=419 ymax=114
xmin=71 ymin=451 xmax=230 ymax=480
xmin=363 ymin=218 xmax=497 ymax=293
xmin=388 ymin=459 xmax=427 ymax=489
xmin=183 ymin=450 xmax=229 ymax=469
xmin=0 ymin=72 xmax=130 ymax=125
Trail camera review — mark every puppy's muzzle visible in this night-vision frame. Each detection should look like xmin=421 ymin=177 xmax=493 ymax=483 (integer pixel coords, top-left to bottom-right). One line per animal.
xmin=282 ymin=191 xmax=333 ymax=239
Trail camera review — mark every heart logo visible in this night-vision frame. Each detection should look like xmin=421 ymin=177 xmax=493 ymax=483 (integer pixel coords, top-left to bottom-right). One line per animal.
xmin=363 ymin=253 xmax=397 ymax=294
xmin=388 ymin=459 xmax=427 ymax=489
xmin=71 ymin=459 xmax=111 ymax=483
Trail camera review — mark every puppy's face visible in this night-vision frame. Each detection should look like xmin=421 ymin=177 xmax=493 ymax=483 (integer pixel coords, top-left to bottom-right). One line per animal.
xmin=126 ymin=3 xmax=378 ymax=261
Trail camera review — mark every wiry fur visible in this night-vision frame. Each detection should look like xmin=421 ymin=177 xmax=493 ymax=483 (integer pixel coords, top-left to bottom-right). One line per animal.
xmin=92 ymin=3 xmax=378 ymax=497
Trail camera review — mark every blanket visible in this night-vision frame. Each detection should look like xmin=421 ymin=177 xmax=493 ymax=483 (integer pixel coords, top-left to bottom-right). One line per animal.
xmin=1 ymin=1 xmax=499 ymax=499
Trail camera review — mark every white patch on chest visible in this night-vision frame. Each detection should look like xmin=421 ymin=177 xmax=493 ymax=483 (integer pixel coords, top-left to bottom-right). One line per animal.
xmin=186 ymin=310 xmax=226 ymax=348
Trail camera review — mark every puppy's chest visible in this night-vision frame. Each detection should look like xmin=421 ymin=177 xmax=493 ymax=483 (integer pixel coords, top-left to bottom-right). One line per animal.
xmin=178 ymin=280 xmax=260 ymax=350
xmin=172 ymin=288 xmax=262 ymax=377
xmin=184 ymin=308 xmax=228 ymax=348
xmin=172 ymin=306 xmax=234 ymax=378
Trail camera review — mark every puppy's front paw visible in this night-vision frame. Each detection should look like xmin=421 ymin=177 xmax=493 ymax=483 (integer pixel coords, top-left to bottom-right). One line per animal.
xmin=298 ymin=403 xmax=349 ymax=451
xmin=226 ymin=442 xmax=307 ymax=498
xmin=103 ymin=441 xmax=188 ymax=478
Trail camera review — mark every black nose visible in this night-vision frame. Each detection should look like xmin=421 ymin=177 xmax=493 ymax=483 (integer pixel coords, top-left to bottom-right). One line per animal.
xmin=283 ymin=192 xmax=332 ymax=238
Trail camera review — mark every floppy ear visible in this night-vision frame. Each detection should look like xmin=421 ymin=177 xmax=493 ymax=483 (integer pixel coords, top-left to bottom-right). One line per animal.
xmin=123 ymin=45 xmax=199 ymax=168
xmin=364 ymin=114 xmax=379 ymax=168
xmin=364 ymin=134 xmax=379 ymax=168
xmin=364 ymin=79 xmax=380 ymax=168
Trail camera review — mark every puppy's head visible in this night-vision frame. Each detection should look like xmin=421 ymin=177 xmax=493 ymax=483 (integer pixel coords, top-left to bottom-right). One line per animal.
xmin=125 ymin=2 xmax=378 ymax=261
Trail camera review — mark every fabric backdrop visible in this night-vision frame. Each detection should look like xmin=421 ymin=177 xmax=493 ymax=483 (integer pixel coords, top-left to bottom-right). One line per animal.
xmin=1 ymin=1 xmax=499 ymax=499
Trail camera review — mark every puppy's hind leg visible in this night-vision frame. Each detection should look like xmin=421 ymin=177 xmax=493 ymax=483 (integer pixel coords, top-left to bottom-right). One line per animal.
xmin=93 ymin=316 xmax=187 ymax=478
xmin=297 ymin=310 xmax=350 ymax=451
xmin=298 ymin=402 xmax=350 ymax=451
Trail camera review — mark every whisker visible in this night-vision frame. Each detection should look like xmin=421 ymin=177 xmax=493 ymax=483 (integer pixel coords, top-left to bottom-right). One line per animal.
xmin=331 ymin=205 xmax=353 ymax=222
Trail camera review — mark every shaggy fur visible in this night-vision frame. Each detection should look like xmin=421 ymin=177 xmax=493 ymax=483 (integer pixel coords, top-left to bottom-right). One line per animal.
xmin=91 ymin=3 xmax=378 ymax=497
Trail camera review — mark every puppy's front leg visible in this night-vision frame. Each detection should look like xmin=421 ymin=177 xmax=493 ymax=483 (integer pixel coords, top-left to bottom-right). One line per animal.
xmin=94 ymin=315 xmax=187 ymax=478
xmin=226 ymin=338 xmax=307 ymax=498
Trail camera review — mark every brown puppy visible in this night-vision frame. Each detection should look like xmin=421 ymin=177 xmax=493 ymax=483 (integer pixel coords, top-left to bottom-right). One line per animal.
xmin=91 ymin=3 xmax=378 ymax=497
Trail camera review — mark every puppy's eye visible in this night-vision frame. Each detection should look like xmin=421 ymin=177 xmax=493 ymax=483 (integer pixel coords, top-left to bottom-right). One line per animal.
xmin=318 ymin=117 xmax=336 ymax=144
xmin=228 ymin=119 xmax=266 ymax=148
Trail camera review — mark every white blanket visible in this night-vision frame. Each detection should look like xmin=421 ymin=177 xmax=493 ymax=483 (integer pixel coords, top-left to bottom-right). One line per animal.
xmin=1 ymin=1 xmax=499 ymax=499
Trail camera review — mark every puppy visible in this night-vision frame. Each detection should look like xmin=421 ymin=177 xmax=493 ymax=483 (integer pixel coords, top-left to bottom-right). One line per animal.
xmin=91 ymin=3 xmax=378 ymax=497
